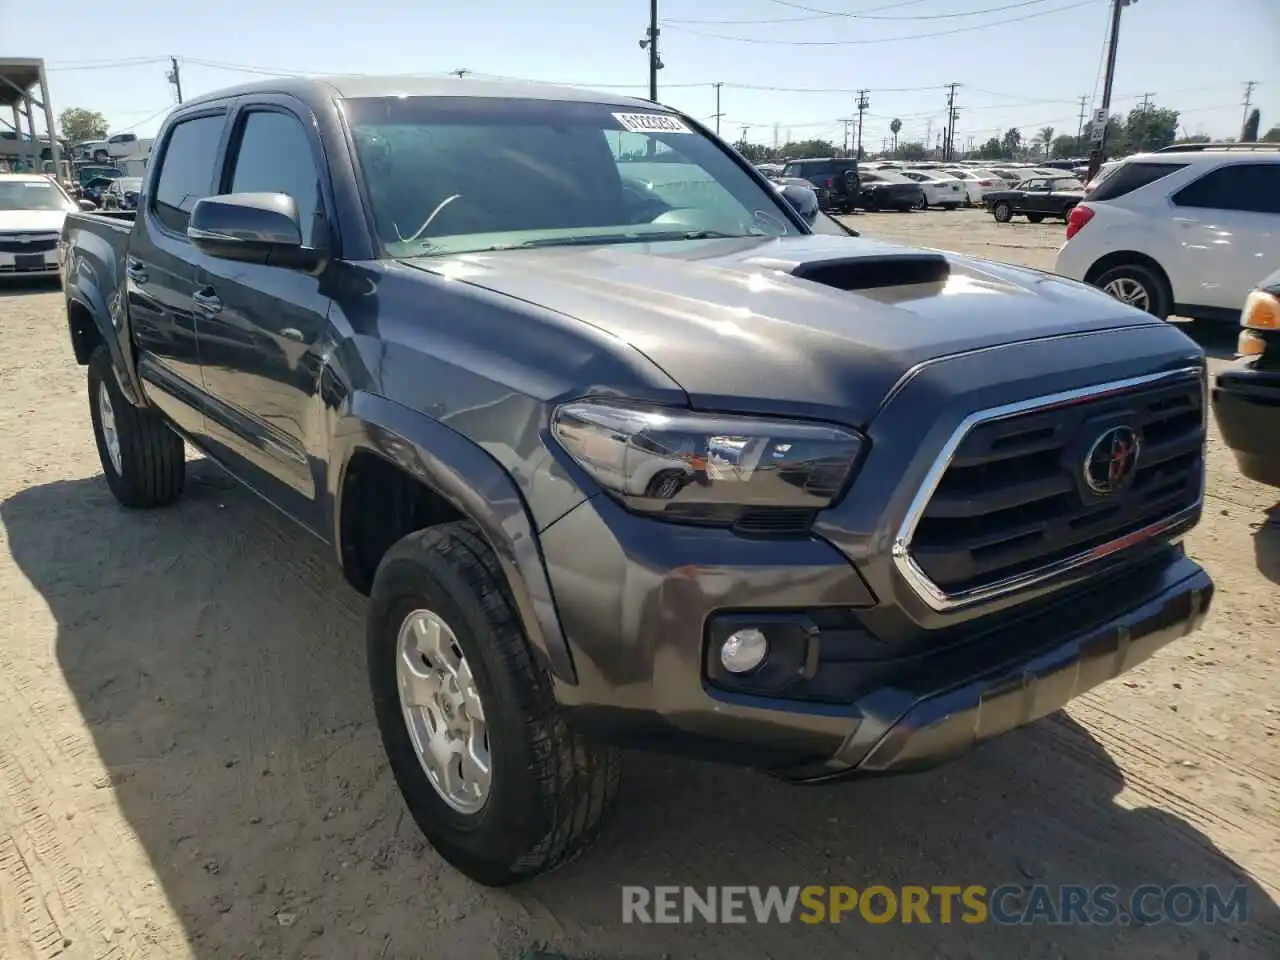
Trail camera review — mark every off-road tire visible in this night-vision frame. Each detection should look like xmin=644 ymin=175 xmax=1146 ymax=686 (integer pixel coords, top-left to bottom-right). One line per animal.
xmin=87 ymin=346 xmax=185 ymax=508
xmin=368 ymin=521 xmax=622 ymax=886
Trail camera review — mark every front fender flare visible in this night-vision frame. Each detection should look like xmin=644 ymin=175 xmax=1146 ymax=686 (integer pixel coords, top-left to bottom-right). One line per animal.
xmin=331 ymin=392 xmax=578 ymax=685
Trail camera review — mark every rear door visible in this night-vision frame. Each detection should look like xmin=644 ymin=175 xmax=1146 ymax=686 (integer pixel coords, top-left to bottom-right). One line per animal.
xmin=192 ymin=97 xmax=335 ymax=526
xmin=126 ymin=107 xmax=230 ymax=436
xmin=1168 ymin=161 xmax=1280 ymax=311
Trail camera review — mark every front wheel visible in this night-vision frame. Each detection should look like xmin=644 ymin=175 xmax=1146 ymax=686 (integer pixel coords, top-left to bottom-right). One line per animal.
xmin=992 ymin=201 xmax=1013 ymax=223
xmin=368 ymin=521 xmax=622 ymax=886
xmin=88 ymin=346 xmax=185 ymax=508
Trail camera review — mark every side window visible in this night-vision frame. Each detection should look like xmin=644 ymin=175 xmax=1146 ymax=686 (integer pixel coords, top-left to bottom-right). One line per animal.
xmin=1172 ymin=163 xmax=1280 ymax=215
xmin=226 ymin=110 xmax=322 ymax=246
xmin=152 ymin=114 xmax=225 ymax=233
xmin=1088 ymin=161 xmax=1188 ymax=202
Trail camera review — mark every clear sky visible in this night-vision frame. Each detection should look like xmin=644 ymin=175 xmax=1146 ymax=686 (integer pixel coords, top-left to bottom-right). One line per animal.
xmin=5 ymin=0 xmax=1278 ymax=151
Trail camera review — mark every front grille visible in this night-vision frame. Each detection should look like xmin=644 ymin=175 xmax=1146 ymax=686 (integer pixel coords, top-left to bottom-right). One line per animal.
xmin=907 ymin=371 xmax=1204 ymax=598
xmin=0 ymin=235 xmax=57 ymax=253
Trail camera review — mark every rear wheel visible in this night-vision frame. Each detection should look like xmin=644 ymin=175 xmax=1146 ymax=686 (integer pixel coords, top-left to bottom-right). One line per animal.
xmin=368 ymin=521 xmax=622 ymax=886
xmin=87 ymin=346 xmax=185 ymax=508
xmin=992 ymin=201 xmax=1013 ymax=223
xmin=1092 ymin=262 xmax=1173 ymax=318
xmin=915 ymin=195 xmax=928 ymax=210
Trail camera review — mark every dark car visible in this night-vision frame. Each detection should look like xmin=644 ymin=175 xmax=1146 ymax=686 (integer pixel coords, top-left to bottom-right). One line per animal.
xmin=857 ymin=170 xmax=926 ymax=212
xmin=1212 ymin=273 xmax=1280 ymax=487
xmin=61 ymin=75 xmax=1212 ymax=887
xmin=79 ymin=176 xmax=117 ymax=208
xmin=985 ymin=175 xmax=1085 ymax=223
xmin=102 ymin=177 xmax=144 ymax=210
xmin=780 ymin=157 xmax=860 ymax=212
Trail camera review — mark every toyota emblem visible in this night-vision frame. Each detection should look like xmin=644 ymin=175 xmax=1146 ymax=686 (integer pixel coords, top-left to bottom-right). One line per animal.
xmin=1084 ymin=425 xmax=1141 ymax=495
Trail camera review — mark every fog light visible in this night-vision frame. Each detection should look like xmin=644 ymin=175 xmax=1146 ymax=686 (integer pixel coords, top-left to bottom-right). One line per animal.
xmin=720 ymin=628 xmax=769 ymax=674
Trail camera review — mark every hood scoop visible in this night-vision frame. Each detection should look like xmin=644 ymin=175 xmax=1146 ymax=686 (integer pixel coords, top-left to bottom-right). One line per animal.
xmin=789 ymin=253 xmax=950 ymax=292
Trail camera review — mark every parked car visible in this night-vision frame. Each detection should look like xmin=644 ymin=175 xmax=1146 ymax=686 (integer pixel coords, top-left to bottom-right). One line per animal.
xmin=102 ymin=176 xmax=143 ymax=210
xmin=897 ymin=169 xmax=965 ymax=209
xmin=79 ymin=176 xmax=117 ymax=208
xmin=985 ymin=176 xmax=1085 ymax=223
xmin=62 ymin=75 xmax=1214 ymax=887
xmin=780 ymin=157 xmax=860 ymax=212
xmin=1055 ymin=147 xmax=1280 ymax=320
xmin=74 ymin=133 xmax=150 ymax=163
xmin=1212 ymin=266 xmax=1280 ymax=487
xmin=930 ymin=170 xmax=982 ymax=205
xmin=856 ymin=170 xmax=925 ymax=211
xmin=941 ymin=167 xmax=1005 ymax=204
xmin=0 ymin=173 xmax=91 ymax=277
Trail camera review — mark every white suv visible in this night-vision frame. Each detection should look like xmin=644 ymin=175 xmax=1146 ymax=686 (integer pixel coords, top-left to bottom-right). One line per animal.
xmin=1055 ymin=146 xmax=1280 ymax=321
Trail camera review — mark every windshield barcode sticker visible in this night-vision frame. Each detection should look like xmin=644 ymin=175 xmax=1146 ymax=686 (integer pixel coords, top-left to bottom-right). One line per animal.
xmin=612 ymin=112 xmax=692 ymax=134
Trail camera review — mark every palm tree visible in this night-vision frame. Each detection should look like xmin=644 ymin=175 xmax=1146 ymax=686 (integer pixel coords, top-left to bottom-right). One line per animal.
xmin=1038 ymin=126 xmax=1055 ymax=158
xmin=890 ymin=118 xmax=902 ymax=153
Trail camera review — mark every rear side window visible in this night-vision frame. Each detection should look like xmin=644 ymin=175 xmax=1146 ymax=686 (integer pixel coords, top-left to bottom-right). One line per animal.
xmin=152 ymin=114 xmax=224 ymax=233
xmin=225 ymin=111 xmax=323 ymax=247
xmin=1087 ymin=161 xmax=1187 ymax=202
xmin=1172 ymin=163 xmax=1280 ymax=215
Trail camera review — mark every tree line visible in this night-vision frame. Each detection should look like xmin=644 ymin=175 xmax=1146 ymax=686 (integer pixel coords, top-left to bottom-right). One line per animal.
xmin=739 ymin=103 xmax=1280 ymax=163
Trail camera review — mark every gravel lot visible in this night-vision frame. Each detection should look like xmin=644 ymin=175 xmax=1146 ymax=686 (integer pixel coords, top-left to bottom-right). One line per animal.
xmin=0 ymin=208 xmax=1277 ymax=960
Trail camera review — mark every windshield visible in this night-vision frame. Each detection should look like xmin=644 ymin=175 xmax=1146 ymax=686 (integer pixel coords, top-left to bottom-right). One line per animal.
xmin=343 ymin=96 xmax=799 ymax=257
xmin=0 ymin=180 xmax=73 ymax=212
xmin=119 ymin=178 xmax=143 ymax=192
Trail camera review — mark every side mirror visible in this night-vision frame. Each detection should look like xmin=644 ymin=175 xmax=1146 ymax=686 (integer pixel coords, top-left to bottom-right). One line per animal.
xmin=78 ymin=199 xmax=97 ymax=211
xmin=779 ymin=184 xmax=819 ymax=225
xmin=188 ymin=192 xmax=315 ymax=268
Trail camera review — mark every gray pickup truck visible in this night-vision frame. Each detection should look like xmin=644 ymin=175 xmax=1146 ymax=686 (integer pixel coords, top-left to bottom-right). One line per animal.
xmin=61 ymin=75 xmax=1214 ymax=887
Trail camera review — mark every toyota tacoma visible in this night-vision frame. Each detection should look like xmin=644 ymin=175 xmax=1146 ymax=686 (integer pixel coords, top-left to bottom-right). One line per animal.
xmin=60 ymin=76 xmax=1214 ymax=887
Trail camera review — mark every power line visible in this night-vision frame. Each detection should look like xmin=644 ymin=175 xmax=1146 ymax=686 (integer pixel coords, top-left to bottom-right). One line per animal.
xmin=669 ymin=0 xmax=1059 ymax=24
xmin=664 ymin=1 xmax=1098 ymax=46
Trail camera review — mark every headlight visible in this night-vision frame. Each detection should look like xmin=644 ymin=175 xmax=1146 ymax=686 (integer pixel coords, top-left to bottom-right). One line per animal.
xmin=551 ymin=400 xmax=864 ymax=526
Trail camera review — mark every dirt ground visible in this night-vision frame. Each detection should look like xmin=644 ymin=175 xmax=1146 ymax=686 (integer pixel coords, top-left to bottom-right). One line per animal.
xmin=0 ymin=208 xmax=1277 ymax=960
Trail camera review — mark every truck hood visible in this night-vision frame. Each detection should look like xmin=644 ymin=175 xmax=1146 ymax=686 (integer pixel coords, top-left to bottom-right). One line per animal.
xmin=406 ymin=233 xmax=1161 ymax=425
xmin=0 ymin=209 xmax=70 ymax=234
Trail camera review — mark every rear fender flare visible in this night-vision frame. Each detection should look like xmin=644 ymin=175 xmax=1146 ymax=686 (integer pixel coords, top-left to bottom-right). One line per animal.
xmin=331 ymin=392 xmax=578 ymax=684
xmin=65 ymin=278 xmax=146 ymax=407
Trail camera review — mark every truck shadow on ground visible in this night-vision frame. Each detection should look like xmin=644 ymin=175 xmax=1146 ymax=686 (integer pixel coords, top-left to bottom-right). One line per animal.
xmin=1255 ymin=503 xmax=1280 ymax=587
xmin=3 ymin=466 xmax=1277 ymax=960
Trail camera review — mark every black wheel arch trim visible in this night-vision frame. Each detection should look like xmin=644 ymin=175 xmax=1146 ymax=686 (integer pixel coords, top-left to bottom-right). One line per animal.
xmin=65 ymin=282 xmax=146 ymax=407
xmin=331 ymin=391 xmax=580 ymax=685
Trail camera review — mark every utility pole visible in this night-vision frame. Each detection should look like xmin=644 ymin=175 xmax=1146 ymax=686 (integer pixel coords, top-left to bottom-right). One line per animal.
xmin=1137 ymin=92 xmax=1154 ymax=114
xmin=925 ymin=117 xmax=933 ymax=155
xmin=1241 ymin=80 xmax=1257 ymax=138
xmin=1088 ymin=0 xmax=1136 ymax=181
xmin=712 ymin=82 xmax=723 ymax=136
xmin=839 ymin=118 xmax=852 ymax=156
xmin=773 ymin=122 xmax=780 ymax=151
xmin=740 ymin=125 xmax=750 ymax=148
xmin=640 ymin=0 xmax=662 ymax=102
xmin=167 ymin=56 xmax=183 ymax=104
xmin=1076 ymin=94 xmax=1088 ymax=144
xmin=855 ymin=89 xmax=870 ymax=160
xmin=943 ymin=83 xmax=960 ymax=161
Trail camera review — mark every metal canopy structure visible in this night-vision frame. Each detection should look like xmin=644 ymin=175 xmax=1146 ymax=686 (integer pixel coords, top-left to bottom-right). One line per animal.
xmin=0 ymin=58 xmax=61 ymax=174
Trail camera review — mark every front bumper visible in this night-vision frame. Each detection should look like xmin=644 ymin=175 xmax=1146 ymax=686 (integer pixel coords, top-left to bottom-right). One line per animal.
xmin=0 ymin=249 xmax=60 ymax=275
xmin=1212 ymin=356 xmax=1280 ymax=488
xmin=544 ymin=492 xmax=1212 ymax=780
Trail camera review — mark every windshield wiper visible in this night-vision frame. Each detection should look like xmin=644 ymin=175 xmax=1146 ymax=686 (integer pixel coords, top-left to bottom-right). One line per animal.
xmin=516 ymin=229 xmax=761 ymax=249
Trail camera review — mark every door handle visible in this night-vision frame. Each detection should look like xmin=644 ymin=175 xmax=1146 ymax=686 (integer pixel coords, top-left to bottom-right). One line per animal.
xmin=192 ymin=287 xmax=223 ymax=314
xmin=126 ymin=258 xmax=148 ymax=284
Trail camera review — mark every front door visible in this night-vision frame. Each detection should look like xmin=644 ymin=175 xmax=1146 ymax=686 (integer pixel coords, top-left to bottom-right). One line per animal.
xmin=193 ymin=102 xmax=334 ymax=529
